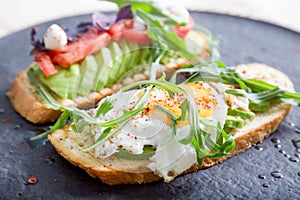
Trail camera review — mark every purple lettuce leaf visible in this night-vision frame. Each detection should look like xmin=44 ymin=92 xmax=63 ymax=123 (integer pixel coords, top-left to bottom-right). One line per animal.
xmin=92 ymin=12 xmax=116 ymax=31
xmin=30 ymin=28 xmax=47 ymax=54
xmin=65 ymin=22 xmax=93 ymax=41
xmin=116 ymin=5 xmax=133 ymax=22
xmin=92 ymin=5 xmax=133 ymax=31
xmin=64 ymin=28 xmax=80 ymax=42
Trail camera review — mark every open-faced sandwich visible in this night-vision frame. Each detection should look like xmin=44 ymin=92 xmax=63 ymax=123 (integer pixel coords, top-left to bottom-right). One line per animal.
xmin=7 ymin=0 xmax=218 ymax=124
xmin=44 ymin=61 xmax=299 ymax=185
xmin=8 ymin=1 xmax=300 ymax=185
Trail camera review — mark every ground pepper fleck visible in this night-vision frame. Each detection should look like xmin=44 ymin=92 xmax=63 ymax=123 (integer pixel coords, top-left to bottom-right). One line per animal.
xmin=2 ymin=117 xmax=11 ymax=123
xmin=27 ymin=176 xmax=39 ymax=184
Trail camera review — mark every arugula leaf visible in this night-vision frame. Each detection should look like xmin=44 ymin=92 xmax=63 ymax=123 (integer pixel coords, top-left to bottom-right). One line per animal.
xmin=171 ymin=62 xmax=300 ymax=105
xmin=94 ymin=127 xmax=112 ymax=144
xmin=27 ymin=65 xmax=62 ymax=110
xmin=154 ymin=105 xmax=178 ymax=121
xmin=98 ymin=105 xmax=145 ymax=128
xmin=71 ymin=117 xmax=89 ymax=133
xmin=178 ymin=99 xmax=188 ymax=121
xmin=225 ymin=88 xmax=285 ymax=103
xmin=83 ymin=87 xmax=152 ymax=151
xmin=30 ymin=111 xmax=70 ymax=141
xmin=244 ymin=79 xmax=300 ymax=102
xmin=135 ymin=9 xmax=197 ymax=60
xmin=84 ymin=121 xmax=128 ymax=152
xmin=96 ymin=97 xmax=114 ymax=117
xmin=154 ymin=104 xmax=179 ymax=136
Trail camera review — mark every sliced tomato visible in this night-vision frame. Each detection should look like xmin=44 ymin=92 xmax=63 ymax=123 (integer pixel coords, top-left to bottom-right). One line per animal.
xmin=51 ymin=28 xmax=111 ymax=67
xmin=33 ymin=51 xmax=58 ymax=77
xmin=121 ymin=28 xmax=152 ymax=44
xmin=172 ymin=17 xmax=195 ymax=39
xmin=107 ymin=19 xmax=152 ymax=44
xmin=107 ymin=22 xmax=124 ymax=42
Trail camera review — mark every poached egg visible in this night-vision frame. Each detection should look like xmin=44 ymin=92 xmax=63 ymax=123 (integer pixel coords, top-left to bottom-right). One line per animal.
xmin=91 ymin=82 xmax=227 ymax=181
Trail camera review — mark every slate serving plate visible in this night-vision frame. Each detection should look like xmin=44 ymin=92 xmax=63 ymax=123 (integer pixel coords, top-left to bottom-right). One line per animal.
xmin=0 ymin=12 xmax=300 ymax=199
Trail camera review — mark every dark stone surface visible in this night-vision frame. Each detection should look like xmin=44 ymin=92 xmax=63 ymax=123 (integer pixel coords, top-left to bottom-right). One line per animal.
xmin=0 ymin=12 xmax=300 ymax=199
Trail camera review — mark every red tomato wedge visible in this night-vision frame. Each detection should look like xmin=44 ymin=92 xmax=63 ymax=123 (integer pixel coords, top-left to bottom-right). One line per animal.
xmin=172 ymin=17 xmax=195 ymax=39
xmin=51 ymin=29 xmax=111 ymax=67
xmin=108 ymin=20 xmax=152 ymax=44
xmin=107 ymin=22 xmax=124 ymax=42
xmin=121 ymin=28 xmax=152 ymax=44
xmin=33 ymin=51 xmax=58 ymax=77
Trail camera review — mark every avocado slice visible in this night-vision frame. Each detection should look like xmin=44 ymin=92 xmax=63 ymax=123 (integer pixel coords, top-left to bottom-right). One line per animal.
xmin=125 ymin=43 xmax=143 ymax=78
xmin=77 ymin=55 xmax=98 ymax=96
xmin=249 ymin=101 xmax=271 ymax=112
xmin=107 ymin=42 xmax=123 ymax=85
xmin=116 ymin=145 xmax=155 ymax=160
xmin=227 ymin=109 xmax=255 ymax=120
xmin=118 ymin=40 xmax=132 ymax=79
xmin=127 ymin=42 xmax=142 ymax=69
xmin=140 ymin=47 xmax=152 ymax=65
xmin=94 ymin=47 xmax=113 ymax=91
xmin=225 ymin=116 xmax=244 ymax=129
xmin=39 ymin=64 xmax=80 ymax=99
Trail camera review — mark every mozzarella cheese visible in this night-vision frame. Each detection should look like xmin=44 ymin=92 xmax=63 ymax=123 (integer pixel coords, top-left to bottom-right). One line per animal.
xmin=44 ymin=24 xmax=68 ymax=50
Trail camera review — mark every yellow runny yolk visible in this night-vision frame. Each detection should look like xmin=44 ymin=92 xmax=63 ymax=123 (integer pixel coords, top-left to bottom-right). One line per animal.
xmin=142 ymin=82 xmax=217 ymax=127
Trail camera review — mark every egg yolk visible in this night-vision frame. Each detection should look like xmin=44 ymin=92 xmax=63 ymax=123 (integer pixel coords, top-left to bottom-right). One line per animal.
xmin=143 ymin=82 xmax=217 ymax=127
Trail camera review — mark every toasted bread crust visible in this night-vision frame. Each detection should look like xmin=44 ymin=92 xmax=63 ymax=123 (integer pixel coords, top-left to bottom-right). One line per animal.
xmin=48 ymin=102 xmax=291 ymax=185
xmin=48 ymin=63 xmax=296 ymax=185
xmin=200 ymin=103 xmax=291 ymax=168
xmin=7 ymin=66 xmax=62 ymax=124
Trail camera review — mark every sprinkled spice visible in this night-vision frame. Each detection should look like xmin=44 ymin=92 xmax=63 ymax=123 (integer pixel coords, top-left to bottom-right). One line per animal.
xmin=17 ymin=191 xmax=24 ymax=196
xmin=27 ymin=176 xmax=39 ymax=185
xmin=2 ymin=117 xmax=11 ymax=123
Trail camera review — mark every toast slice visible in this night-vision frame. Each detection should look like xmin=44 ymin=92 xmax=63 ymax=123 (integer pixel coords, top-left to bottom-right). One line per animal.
xmin=48 ymin=63 xmax=295 ymax=185
xmin=7 ymin=31 xmax=210 ymax=124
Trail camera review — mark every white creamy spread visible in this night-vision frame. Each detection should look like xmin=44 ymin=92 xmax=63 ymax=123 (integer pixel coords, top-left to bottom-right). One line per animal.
xmin=44 ymin=24 xmax=68 ymax=50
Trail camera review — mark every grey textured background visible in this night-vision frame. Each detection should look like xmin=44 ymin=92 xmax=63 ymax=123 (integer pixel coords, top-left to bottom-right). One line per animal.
xmin=0 ymin=12 xmax=300 ymax=199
